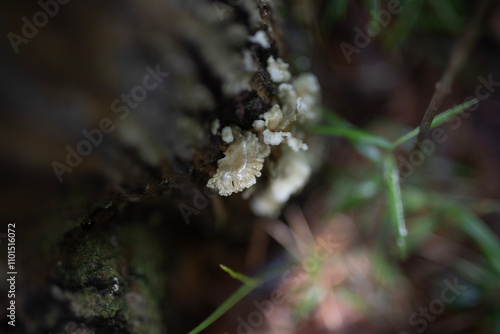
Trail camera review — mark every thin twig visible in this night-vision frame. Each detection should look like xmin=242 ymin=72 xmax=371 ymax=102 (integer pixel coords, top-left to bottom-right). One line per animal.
xmin=415 ymin=0 xmax=491 ymax=147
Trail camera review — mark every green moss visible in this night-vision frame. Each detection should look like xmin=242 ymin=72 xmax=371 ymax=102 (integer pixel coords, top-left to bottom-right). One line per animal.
xmin=116 ymin=225 xmax=165 ymax=296
xmin=61 ymin=233 xmax=121 ymax=289
xmin=54 ymin=205 xmax=166 ymax=333
xmin=67 ymin=287 xmax=122 ymax=319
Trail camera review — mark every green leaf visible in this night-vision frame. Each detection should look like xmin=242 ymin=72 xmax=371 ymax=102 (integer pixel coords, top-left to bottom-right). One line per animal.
xmin=320 ymin=109 xmax=385 ymax=162
xmin=353 ymin=142 xmax=383 ymax=163
xmin=310 ymin=125 xmax=393 ymax=150
xmin=448 ymin=206 xmax=500 ymax=275
xmin=322 ymin=108 xmax=350 ymax=126
xmin=431 ymin=98 xmax=479 ymax=126
xmin=219 ymin=264 xmax=258 ymax=287
xmin=188 ymin=263 xmax=292 ymax=334
xmin=187 ymin=284 xmax=255 ymax=334
xmin=383 ymin=155 xmax=408 ymax=258
xmin=391 ymin=98 xmax=479 ymax=149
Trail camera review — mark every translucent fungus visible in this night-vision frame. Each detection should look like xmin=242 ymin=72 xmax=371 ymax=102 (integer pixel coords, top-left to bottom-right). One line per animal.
xmin=208 ymin=130 xmax=270 ymax=196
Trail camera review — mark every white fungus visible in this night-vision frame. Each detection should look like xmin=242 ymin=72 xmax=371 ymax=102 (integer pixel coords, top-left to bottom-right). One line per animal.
xmin=207 ymin=53 xmax=322 ymax=216
xmin=296 ymin=97 xmax=307 ymax=114
xmin=263 ymin=129 xmax=290 ymax=146
xmin=287 ymin=136 xmax=308 ymax=152
xmin=266 ymin=56 xmax=292 ymax=83
xmin=207 ymin=129 xmax=270 ymax=196
xmin=221 ymin=126 xmax=234 ymax=143
xmin=292 ymin=73 xmax=321 ymax=122
xmin=242 ymin=50 xmax=258 ymax=72
xmin=248 ymin=30 xmax=270 ymax=48
xmin=277 ymin=83 xmax=298 ymax=117
xmin=211 ymin=118 xmax=220 ymax=135
xmin=262 ymin=104 xmax=283 ymax=130
xmin=250 ymin=148 xmax=312 ymax=217
xmin=252 ymin=119 xmax=266 ymax=131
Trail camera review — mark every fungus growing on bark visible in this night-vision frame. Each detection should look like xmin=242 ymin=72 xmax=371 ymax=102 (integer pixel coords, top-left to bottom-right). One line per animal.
xmin=266 ymin=56 xmax=292 ymax=83
xmin=262 ymin=129 xmax=289 ymax=146
xmin=250 ymin=148 xmax=312 ymax=217
xmin=207 ymin=128 xmax=270 ymax=196
xmin=293 ymin=73 xmax=321 ymax=122
xmin=207 ymin=56 xmax=322 ymax=214
xmin=211 ymin=119 xmax=220 ymax=135
xmin=221 ymin=126 xmax=234 ymax=143
xmin=248 ymin=30 xmax=270 ymax=49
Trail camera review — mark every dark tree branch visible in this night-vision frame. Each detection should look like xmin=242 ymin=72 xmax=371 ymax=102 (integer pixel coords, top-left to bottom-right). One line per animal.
xmin=415 ymin=0 xmax=491 ymax=147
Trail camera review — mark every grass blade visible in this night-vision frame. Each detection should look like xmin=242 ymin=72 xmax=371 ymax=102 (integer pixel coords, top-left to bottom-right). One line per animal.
xmin=187 ymin=284 xmax=255 ymax=334
xmin=322 ymin=108 xmax=350 ymax=126
xmin=391 ymin=98 xmax=479 ymax=149
xmin=319 ymin=109 xmax=384 ymax=162
xmin=449 ymin=205 xmax=500 ymax=275
xmin=353 ymin=142 xmax=383 ymax=163
xmin=220 ymin=264 xmax=258 ymax=287
xmin=310 ymin=125 xmax=393 ymax=150
xmin=188 ymin=265 xmax=259 ymax=333
xmin=383 ymin=155 xmax=408 ymax=258
xmin=431 ymin=98 xmax=479 ymax=126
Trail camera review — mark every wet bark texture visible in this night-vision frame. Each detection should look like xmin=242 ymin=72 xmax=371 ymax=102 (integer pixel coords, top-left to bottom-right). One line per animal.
xmin=0 ymin=0 xmax=287 ymax=333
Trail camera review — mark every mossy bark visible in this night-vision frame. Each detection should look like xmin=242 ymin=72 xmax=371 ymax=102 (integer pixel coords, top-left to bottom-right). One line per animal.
xmin=1 ymin=0 xmax=288 ymax=333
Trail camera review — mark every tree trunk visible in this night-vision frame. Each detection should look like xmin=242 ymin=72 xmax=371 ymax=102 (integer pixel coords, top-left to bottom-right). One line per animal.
xmin=1 ymin=0 xmax=299 ymax=333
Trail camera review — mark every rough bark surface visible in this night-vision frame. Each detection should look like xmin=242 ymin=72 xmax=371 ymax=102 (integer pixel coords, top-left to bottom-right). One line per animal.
xmin=0 ymin=0 xmax=288 ymax=333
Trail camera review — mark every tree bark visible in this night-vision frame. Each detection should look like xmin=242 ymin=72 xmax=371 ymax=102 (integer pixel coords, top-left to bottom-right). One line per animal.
xmin=1 ymin=0 xmax=289 ymax=332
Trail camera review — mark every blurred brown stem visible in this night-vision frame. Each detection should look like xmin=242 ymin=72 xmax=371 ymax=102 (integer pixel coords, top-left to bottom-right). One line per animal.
xmin=415 ymin=0 xmax=491 ymax=147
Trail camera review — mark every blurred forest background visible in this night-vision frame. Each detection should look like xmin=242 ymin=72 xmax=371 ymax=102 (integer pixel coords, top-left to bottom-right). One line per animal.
xmin=1 ymin=0 xmax=500 ymax=333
